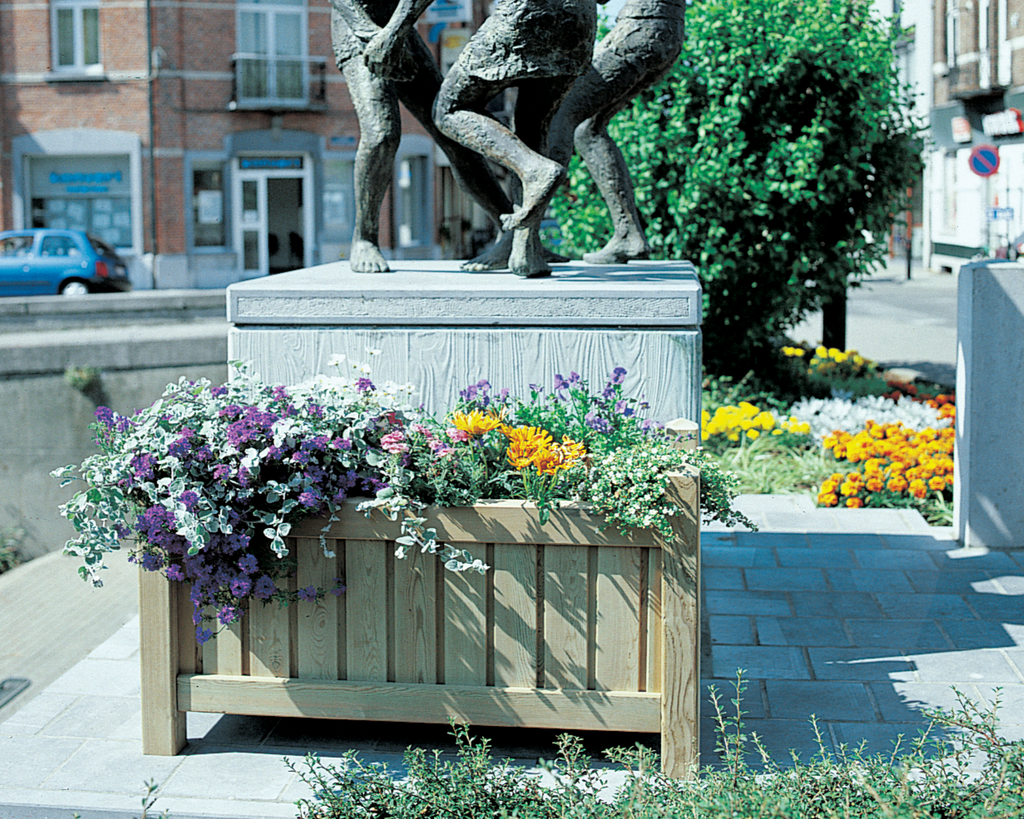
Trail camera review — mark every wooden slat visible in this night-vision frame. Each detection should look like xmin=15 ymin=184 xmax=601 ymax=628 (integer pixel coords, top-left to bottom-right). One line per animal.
xmin=443 ymin=557 xmax=487 ymax=686
xmin=202 ymin=613 xmax=244 ymax=676
xmin=344 ymin=539 xmax=388 ymax=682
xmin=658 ymin=472 xmax=701 ymax=779
xmin=491 ymin=543 xmax=537 ymax=688
xmin=593 ymin=546 xmax=643 ymax=692
xmin=542 ymin=545 xmax=589 ymax=689
xmin=178 ymin=674 xmax=661 ymax=733
xmin=139 ymin=568 xmax=186 ymax=754
xmin=392 ymin=546 xmax=437 ymax=684
xmin=296 ymin=537 xmax=338 ymax=680
xmin=177 ymin=584 xmax=201 ymax=675
xmin=291 ymin=498 xmax=663 ymax=548
xmin=646 ymin=550 xmax=663 ymax=694
xmin=248 ymin=597 xmax=290 ymax=678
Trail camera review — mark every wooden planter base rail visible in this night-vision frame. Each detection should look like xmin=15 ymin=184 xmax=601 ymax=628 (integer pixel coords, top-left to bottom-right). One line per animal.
xmin=140 ymin=470 xmax=700 ymax=777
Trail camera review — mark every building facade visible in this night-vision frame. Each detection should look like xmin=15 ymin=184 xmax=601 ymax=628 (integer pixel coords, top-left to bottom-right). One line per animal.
xmin=0 ymin=0 xmax=480 ymax=289
xmin=929 ymin=0 xmax=1024 ymax=270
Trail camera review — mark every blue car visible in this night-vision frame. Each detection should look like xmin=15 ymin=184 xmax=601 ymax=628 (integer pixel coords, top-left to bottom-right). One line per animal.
xmin=0 ymin=229 xmax=132 ymax=296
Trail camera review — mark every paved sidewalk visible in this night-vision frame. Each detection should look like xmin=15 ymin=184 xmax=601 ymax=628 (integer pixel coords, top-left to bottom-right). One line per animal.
xmin=1 ymin=499 xmax=1022 ymax=819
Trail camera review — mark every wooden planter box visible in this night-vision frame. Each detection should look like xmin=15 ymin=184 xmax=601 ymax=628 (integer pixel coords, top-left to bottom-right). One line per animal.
xmin=139 ymin=469 xmax=700 ymax=777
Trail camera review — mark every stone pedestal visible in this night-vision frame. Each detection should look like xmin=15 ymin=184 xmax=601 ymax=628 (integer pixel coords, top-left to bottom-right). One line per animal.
xmin=227 ymin=259 xmax=702 ymax=423
xmin=955 ymin=260 xmax=1024 ymax=548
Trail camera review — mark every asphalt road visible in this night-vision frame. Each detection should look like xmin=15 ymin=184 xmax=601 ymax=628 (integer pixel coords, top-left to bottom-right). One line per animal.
xmin=788 ymin=259 xmax=958 ymax=387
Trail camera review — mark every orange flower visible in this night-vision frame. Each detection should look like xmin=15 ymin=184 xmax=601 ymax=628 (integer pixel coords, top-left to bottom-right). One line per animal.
xmin=887 ymin=476 xmax=909 ymax=493
xmin=503 ymin=426 xmax=552 ymax=469
xmin=866 ymin=477 xmax=885 ymax=493
xmin=909 ymin=479 xmax=928 ymax=499
xmin=846 ymin=497 xmax=865 ymax=508
xmin=928 ymin=476 xmax=947 ymax=492
xmin=817 ymin=493 xmax=839 ymax=507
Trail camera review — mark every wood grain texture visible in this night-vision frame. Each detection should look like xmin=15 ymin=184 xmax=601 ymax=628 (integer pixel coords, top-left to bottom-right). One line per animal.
xmin=178 ymin=674 xmax=661 ymax=732
xmin=248 ymin=596 xmax=291 ymax=678
xmin=491 ymin=543 xmax=538 ymax=688
xmin=296 ymin=537 xmax=338 ymax=680
xmin=443 ymin=559 xmax=488 ymax=686
xmin=139 ymin=568 xmax=186 ymax=754
xmin=231 ymin=327 xmax=700 ymax=424
xmin=393 ymin=546 xmax=437 ymax=684
xmin=593 ymin=546 xmax=643 ymax=692
xmin=543 ymin=545 xmax=590 ymax=690
xmin=344 ymin=540 xmax=388 ymax=682
xmin=657 ymin=472 xmax=701 ymax=779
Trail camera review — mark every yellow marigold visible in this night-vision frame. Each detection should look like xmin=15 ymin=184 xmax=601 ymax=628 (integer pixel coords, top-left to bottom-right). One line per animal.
xmin=840 ymin=481 xmax=860 ymax=496
xmin=820 ymin=479 xmax=839 ymax=494
xmin=452 ymin=410 xmax=503 ymax=437
xmin=864 ymin=458 xmax=883 ymax=475
xmin=782 ymin=346 xmax=806 ymax=357
xmin=866 ymin=477 xmax=885 ymax=493
xmin=818 ymin=493 xmax=839 ymax=507
xmin=909 ymin=479 xmax=928 ymax=499
xmin=846 ymin=497 xmax=865 ymax=508
xmin=928 ymin=476 xmax=947 ymax=492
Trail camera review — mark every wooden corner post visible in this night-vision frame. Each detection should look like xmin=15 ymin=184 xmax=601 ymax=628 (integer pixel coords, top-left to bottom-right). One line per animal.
xmin=659 ymin=469 xmax=701 ymax=779
xmin=139 ymin=566 xmax=187 ymax=754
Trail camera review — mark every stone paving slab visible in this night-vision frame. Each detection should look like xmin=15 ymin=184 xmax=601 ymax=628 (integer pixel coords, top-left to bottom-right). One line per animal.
xmin=2 ymin=506 xmax=1022 ymax=818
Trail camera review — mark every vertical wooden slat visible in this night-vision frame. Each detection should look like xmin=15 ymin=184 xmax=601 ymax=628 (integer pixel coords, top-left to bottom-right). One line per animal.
xmin=543 ymin=544 xmax=589 ymax=689
xmin=646 ymin=550 xmax=663 ymax=693
xmin=492 ymin=543 xmax=537 ymax=688
xmin=139 ymin=567 xmax=186 ymax=754
xmin=202 ymin=614 xmax=244 ymax=676
xmin=177 ymin=584 xmax=200 ymax=675
xmin=345 ymin=539 xmax=388 ymax=681
xmin=393 ymin=545 xmax=437 ymax=684
xmin=295 ymin=536 xmax=338 ymax=679
xmin=335 ymin=539 xmax=347 ymax=681
xmin=443 ymin=554 xmax=488 ymax=686
xmin=249 ymin=597 xmax=290 ymax=677
xmin=658 ymin=471 xmax=701 ymax=780
xmin=593 ymin=546 xmax=643 ymax=692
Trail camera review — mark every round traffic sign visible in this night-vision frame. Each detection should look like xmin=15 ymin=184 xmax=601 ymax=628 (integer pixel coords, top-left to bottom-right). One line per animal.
xmin=969 ymin=144 xmax=1000 ymax=177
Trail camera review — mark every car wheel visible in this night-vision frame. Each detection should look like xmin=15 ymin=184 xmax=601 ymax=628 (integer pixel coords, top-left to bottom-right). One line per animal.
xmin=60 ymin=280 xmax=89 ymax=296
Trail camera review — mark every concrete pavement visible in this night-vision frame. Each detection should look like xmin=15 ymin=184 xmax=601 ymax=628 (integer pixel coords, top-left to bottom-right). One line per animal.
xmin=1 ymin=499 xmax=1021 ymax=819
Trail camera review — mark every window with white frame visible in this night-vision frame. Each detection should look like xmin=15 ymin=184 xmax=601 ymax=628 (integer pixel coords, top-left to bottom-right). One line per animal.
xmin=236 ymin=0 xmax=307 ymax=103
xmin=946 ymin=5 xmax=960 ymax=68
xmin=52 ymin=0 xmax=101 ymax=73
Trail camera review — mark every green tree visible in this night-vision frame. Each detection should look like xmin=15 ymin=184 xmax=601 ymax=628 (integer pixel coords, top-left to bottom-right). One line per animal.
xmin=552 ymin=0 xmax=923 ymax=380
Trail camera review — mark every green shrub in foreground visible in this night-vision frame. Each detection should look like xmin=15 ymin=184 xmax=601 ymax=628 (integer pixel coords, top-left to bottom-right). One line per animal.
xmin=289 ymin=680 xmax=1023 ymax=819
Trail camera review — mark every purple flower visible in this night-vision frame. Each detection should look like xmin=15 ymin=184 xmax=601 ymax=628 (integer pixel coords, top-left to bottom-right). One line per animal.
xmin=253 ymin=575 xmax=278 ymax=600
xmin=211 ymin=385 xmax=228 ymax=397
xmin=166 ymin=564 xmax=184 ymax=581
xmin=94 ymin=406 xmax=116 ymax=429
xmin=141 ymin=553 xmax=164 ymax=572
xmin=333 ymin=438 xmax=353 ymax=451
xmin=356 ymin=377 xmax=375 ymax=393
xmin=610 ymin=366 xmax=627 ymax=385
xmin=584 ymin=411 xmax=612 ymax=434
xmin=230 ymin=576 xmax=252 ymax=598
xmin=179 ymin=490 xmax=200 ymax=511
xmin=614 ymin=400 xmax=635 ymax=418
xmin=196 ymin=625 xmax=213 ymax=644
xmin=238 ymin=553 xmax=259 ymax=574
xmin=272 ymin=385 xmax=290 ymax=402
xmin=298 ymin=489 xmax=322 ymax=509
xmin=218 ymin=605 xmax=240 ymax=625
xmin=554 ymin=373 xmax=569 ymax=391
xmin=213 ymin=464 xmax=231 ymax=481
xmin=568 ymin=372 xmax=581 ymax=384
xmin=298 ymin=585 xmax=317 ymax=602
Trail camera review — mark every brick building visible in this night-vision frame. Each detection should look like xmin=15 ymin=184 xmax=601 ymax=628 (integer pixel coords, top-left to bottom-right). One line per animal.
xmin=0 ymin=0 xmax=482 ymax=288
xmin=929 ymin=0 xmax=1024 ymax=269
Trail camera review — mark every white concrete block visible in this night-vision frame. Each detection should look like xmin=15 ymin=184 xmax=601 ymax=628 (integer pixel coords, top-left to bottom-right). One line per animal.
xmin=955 ymin=260 xmax=1024 ymax=548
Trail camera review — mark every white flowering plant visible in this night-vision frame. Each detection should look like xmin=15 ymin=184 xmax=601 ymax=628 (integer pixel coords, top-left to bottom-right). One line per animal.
xmin=55 ymin=359 xmax=749 ymax=643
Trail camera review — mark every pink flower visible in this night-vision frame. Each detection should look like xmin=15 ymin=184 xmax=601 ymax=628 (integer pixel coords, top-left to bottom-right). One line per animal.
xmin=380 ymin=430 xmax=408 ymax=454
xmin=446 ymin=428 xmax=470 ymax=443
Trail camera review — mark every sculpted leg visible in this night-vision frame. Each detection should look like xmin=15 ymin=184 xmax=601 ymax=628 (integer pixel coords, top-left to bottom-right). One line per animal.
xmin=342 ymin=57 xmax=401 ymax=273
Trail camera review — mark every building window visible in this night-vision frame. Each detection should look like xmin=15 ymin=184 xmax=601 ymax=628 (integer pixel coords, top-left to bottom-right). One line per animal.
xmin=28 ymin=155 xmax=132 ymax=248
xmin=236 ymin=0 xmax=307 ymax=103
xmin=192 ymin=163 xmax=226 ymax=247
xmin=946 ymin=6 xmax=960 ymax=68
xmin=52 ymin=0 xmax=101 ymax=73
xmin=396 ymin=155 xmax=429 ymax=248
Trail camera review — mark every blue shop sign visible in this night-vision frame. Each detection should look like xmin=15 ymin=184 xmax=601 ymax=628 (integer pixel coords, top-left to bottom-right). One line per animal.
xmin=239 ymin=156 xmax=304 ymax=170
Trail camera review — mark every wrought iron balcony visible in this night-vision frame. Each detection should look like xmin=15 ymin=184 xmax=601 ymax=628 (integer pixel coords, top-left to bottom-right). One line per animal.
xmin=229 ymin=53 xmax=327 ymax=111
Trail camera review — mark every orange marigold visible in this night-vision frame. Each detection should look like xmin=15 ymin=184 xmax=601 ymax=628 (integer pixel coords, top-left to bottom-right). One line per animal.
xmin=818 ymin=493 xmax=839 ymax=507
xmin=887 ymin=476 xmax=909 ymax=493
xmin=846 ymin=497 xmax=865 ymax=508
xmin=909 ymin=479 xmax=928 ymax=499
xmin=928 ymin=476 xmax=947 ymax=492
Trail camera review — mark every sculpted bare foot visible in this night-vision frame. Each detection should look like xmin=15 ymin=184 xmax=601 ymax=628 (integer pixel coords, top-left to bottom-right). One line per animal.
xmin=500 ymin=161 xmax=566 ymax=232
xmin=582 ymin=236 xmax=652 ymax=265
xmin=462 ymin=231 xmax=513 ymax=271
xmin=509 ymin=226 xmax=551 ymax=279
xmin=350 ymin=239 xmax=390 ymax=273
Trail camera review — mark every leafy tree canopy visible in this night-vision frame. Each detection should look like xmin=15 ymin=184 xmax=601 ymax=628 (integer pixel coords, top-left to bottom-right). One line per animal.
xmin=551 ymin=0 xmax=924 ymax=379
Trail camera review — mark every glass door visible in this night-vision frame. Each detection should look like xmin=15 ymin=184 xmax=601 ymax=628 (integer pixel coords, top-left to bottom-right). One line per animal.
xmin=235 ymin=173 xmax=267 ymax=276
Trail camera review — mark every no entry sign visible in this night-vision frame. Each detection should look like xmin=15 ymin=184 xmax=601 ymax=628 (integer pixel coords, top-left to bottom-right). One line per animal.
xmin=969 ymin=144 xmax=1000 ymax=177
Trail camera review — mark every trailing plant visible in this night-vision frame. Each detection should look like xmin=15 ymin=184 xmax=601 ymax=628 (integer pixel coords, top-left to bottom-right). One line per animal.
xmin=54 ymin=360 xmax=748 ymax=642
xmin=0 ymin=526 xmax=24 ymax=575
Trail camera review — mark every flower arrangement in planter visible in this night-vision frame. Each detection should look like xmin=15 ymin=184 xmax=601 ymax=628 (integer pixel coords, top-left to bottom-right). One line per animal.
xmin=54 ymin=357 xmax=749 ymax=643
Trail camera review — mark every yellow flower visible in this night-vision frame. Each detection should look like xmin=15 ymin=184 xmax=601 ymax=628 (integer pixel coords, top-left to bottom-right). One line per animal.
xmin=746 ymin=428 xmax=760 ymax=440
xmin=845 ymin=497 xmax=864 ymax=508
xmin=451 ymin=410 xmax=502 ymax=437
xmin=503 ymin=426 xmax=552 ymax=469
